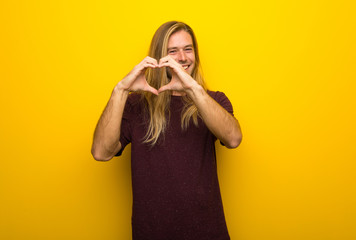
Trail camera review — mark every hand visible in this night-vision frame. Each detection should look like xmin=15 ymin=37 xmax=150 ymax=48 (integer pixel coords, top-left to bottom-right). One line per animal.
xmin=117 ymin=56 xmax=159 ymax=95
xmin=157 ymin=55 xmax=196 ymax=94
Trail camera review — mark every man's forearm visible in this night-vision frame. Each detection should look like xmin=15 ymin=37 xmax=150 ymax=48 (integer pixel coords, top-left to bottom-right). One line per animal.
xmin=91 ymin=86 xmax=129 ymax=161
xmin=187 ymin=83 xmax=242 ymax=148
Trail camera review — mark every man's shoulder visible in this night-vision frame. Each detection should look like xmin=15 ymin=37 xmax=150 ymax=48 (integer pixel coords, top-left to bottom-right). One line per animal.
xmin=207 ymin=90 xmax=228 ymax=101
xmin=207 ymin=90 xmax=234 ymax=115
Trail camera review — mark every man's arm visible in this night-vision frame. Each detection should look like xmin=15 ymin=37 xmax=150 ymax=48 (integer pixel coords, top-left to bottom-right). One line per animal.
xmin=91 ymin=57 xmax=159 ymax=161
xmin=187 ymin=84 xmax=242 ymax=148
xmin=158 ymin=55 xmax=242 ymax=148
xmin=91 ymin=87 xmax=129 ymax=161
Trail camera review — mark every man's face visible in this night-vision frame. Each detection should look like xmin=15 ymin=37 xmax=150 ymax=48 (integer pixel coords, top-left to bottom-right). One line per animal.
xmin=167 ymin=30 xmax=195 ymax=76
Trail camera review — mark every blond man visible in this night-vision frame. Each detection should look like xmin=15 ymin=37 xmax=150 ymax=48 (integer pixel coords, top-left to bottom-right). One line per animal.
xmin=92 ymin=21 xmax=242 ymax=240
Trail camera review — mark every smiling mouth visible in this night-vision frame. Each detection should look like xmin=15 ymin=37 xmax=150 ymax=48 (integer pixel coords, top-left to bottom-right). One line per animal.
xmin=182 ymin=65 xmax=190 ymax=70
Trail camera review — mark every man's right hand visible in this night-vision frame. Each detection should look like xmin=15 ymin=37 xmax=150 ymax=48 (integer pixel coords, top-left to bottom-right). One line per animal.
xmin=116 ymin=56 xmax=159 ymax=95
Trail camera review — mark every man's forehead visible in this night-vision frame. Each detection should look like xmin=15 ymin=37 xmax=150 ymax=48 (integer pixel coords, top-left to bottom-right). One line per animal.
xmin=167 ymin=31 xmax=193 ymax=47
xmin=167 ymin=44 xmax=193 ymax=50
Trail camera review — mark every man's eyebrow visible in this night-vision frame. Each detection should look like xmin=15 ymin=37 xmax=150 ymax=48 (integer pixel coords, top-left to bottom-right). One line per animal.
xmin=167 ymin=44 xmax=193 ymax=50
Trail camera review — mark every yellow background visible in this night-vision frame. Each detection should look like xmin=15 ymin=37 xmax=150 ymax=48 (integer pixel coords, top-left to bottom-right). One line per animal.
xmin=1 ymin=0 xmax=355 ymax=239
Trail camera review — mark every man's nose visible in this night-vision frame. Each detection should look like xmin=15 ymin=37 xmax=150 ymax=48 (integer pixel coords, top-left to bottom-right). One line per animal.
xmin=177 ymin=50 xmax=187 ymax=62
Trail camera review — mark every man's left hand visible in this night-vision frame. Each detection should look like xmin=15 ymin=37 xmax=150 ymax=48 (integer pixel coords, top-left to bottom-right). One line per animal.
xmin=157 ymin=55 xmax=196 ymax=94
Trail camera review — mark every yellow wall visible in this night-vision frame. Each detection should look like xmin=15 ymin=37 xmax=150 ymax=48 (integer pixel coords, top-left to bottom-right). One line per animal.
xmin=1 ymin=0 xmax=355 ymax=239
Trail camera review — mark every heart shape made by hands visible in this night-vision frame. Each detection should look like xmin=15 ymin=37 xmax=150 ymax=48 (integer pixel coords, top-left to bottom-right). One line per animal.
xmin=122 ymin=56 xmax=193 ymax=96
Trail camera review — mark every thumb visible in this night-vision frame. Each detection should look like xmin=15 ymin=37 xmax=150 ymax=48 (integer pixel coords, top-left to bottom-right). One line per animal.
xmin=158 ymin=82 xmax=173 ymax=94
xmin=144 ymin=85 xmax=159 ymax=95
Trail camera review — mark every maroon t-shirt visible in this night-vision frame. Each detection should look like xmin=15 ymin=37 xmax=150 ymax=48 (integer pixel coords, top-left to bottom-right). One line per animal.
xmin=116 ymin=91 xmax=233 ymax=240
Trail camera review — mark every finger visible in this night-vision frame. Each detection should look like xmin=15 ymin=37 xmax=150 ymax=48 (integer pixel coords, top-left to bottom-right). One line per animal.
xmin=137 ymin=61 xmax=156 ymax=72
xmin=143 ymin=56 xmax=158 ymax=67
xmin=158 ymin=83 xmax=173 ymax=94
xmin=143 ymin=63 xmax=158 ymax=69
xmin=133 ymin=62 xmax=157 ymax=75
xmin=159 ymin=61 xmax=177 ymax=69
xmin=158 ymin=61 xmax=171 ymax=68
xmin=159 ymin=58 xmax=182 ymax=70
xmin=145 ymin=56 xmax=158 ymax=62
xmin=144 ymin=85 xmax=159 ymax=95
xmin=159 ymin=62 xmax=183 ymax=73
xmin=158 ymin=55 xmax=172 ymax=66
xmin=159 ymin=55 xmax=180 ymax=65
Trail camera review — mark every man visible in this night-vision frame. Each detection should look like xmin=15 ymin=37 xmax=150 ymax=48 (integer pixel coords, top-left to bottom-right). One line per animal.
xmin=91 ymin=21 xmax=242 ymax=240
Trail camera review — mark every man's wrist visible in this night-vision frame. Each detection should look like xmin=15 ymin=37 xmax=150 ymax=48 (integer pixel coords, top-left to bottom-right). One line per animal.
xmin=186 ymin=81 xmax=205 ymax=100
xmin=113 ymin=83 xmax=130 ymax=99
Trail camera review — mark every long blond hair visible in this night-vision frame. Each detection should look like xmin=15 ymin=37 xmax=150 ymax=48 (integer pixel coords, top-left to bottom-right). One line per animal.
xmin=142 ymin=21 xmax=207 ymax=145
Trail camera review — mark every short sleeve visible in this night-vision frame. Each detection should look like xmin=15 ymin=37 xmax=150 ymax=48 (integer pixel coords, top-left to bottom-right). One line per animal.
xmin=115 ymin=95 xmax=134 ymax=157
xmin=208 ymin=91 xmax=234 ymax=116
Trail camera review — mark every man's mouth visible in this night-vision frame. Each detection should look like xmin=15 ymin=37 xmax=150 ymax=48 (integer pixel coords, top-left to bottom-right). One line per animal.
xmin=182 ymin=65 xmax=190 ymax=70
